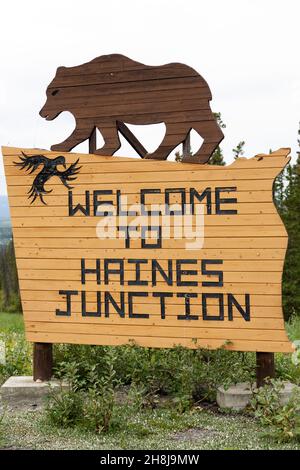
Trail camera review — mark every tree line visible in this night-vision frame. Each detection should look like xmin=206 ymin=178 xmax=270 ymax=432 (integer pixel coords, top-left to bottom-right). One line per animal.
xmin=0 ymin=241 xmax=21 ymax=312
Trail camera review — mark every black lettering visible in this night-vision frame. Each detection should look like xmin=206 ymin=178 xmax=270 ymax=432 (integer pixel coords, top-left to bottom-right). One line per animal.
xmin=153 ymin=292 xmax=173 ymax=319
xmin=190 ymin=187 xmax=212 ymax=215
xmin=81 ymin=291 xmax=101 ymax=317
xmin=165 ymin=188 xmax=186 ymax=215
xmin=118 ymin=225 xmax=138 ymax=248
xmin=201 ymin=259 xmax=223 ymax=287
xmin=228 ymin=293 xmax=250 ymax=321
xmin=93 ymin=190 xmax=113 ymax=216
xmin=177 ymin=293 xmax=198 ymax=320
xmin=152 ymin=259 xmax=173 ymax=286
xmin=104 ymin=259 xmax=124 ymax=285
xmin=128 ymin=259 xmax=148 ymax=286
xmin=202 ymin=293 xmax=224 ymax=321
xmin=68 ymin=190 xmax=90 ymax=216
xmin=128 ymin=292 xmax=149 ymax=318
xmin=141 ymin=225 xmax=162 ymax=249
xmin=140 ymin=189 xmax=161 ymax=215
xmin=117 ymin=190 xmax=137 ymax=216
xmin=215 ymin=187 xmax=237 ymax=215
xmin=81 ymin=258 xmax=101 ymax=285
xmin=56 ymin=290 xmax=78 ymax=316
xmin=104 ymin=291 xmax=125 ymax=318
xmin=176 ymin=259 xmax=198 ymax=286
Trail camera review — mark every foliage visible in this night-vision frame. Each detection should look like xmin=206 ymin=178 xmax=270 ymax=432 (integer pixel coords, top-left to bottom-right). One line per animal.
xmin=54 ymin=343 xmax=257 ymax=408
xmin=82 ymin=360 xmax=116 ymax=433
xmin=46 ymin=348 xmax=118 ymax=433
xmin=0 ymin=241 xmax=21 ymax=312
xmin=232 ymin=141 xmax=245 ymax=160
xmin=250 ymin=378 xmax=300 ymax=442
xmin=0 ymin=312 xmax=24 ymax=333
xmin=0 ymin=408 xmax=5 ymax=447
xmin=0 ymin=331 xmax=32 ymax=384
xmin=280 ymin=126 xmax=300 ymax=319
xmin=208 ymin=112 xmax=226 ymax=166
xmin=45 ymin=386 xmax=83 ymax=428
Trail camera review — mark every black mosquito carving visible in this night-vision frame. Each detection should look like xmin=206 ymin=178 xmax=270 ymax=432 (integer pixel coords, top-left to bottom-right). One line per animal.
xmin=14 ymin=152 xmax=81 ymax=205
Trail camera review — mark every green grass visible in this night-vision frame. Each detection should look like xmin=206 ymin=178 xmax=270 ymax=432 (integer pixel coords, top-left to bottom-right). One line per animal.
xmin=0 ymin=311 xmax=300 ymax=449
xmin=286 ymin=315 xmax=300 ymax=342
xmin=0 ymin=312 xmax=24 ymax=333
xmin=2 ymin=406 xmax=300 ymax=450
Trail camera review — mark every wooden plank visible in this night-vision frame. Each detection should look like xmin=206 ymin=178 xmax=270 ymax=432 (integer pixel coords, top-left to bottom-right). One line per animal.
xmin=9 ymin=214 xmax=283 ymax=227
xmin=18 ymin=279 xmax=282 ymax=294
xmin=117 ymin=122 xmax=147 ymax=158
xmin=17 ymin=269 xmax=283 ymax=283
xmin=7 ymin=193 xmax=276 ymax=209
xmin=13 ymin=247 xmax=287 ymax=260
xmin=24 ymin=315 xmax=285 ymax=330
xmin=25 ymin=321 xmax=289 ymax=342
xmin=11 ymin=226 xmax=286 ymax=238
xmin=23 ymin=304 xmax=283 ymax=319
xmin=10 ymin=199 xmax=276 ymax=217
xmin=3 ymin=182 xmax=278 ymax=197
xmin=25 ymin=332 xmax=293 ymax=353
xmin=13 ymin=237 xmax=287 ymax=250
xmin=3 ymin=148 xmax=289 ymax=169
xmin=16 ymin=258 xmax=283 ymax=272
xmin=4 ymin=169 xmax=280 ymax=186
xmin=20 ymin=290 xmax=283 ymax=306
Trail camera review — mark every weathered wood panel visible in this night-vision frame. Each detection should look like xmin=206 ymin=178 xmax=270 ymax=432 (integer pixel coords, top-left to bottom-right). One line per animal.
xmin=2 ymin=146 xmax=293 ymax=352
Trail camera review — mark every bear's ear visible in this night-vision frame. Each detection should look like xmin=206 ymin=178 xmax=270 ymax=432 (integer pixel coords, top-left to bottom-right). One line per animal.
xmin=57 ymin=66 xmax=66 ymax=74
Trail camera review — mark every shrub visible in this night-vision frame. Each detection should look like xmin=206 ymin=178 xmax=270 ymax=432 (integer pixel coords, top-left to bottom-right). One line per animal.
xmin=45 ymin=386 xmax=83 ymax=428
xmin=0 ymin=332 xmax=32 ymax=384
xmin=47 ymin=348 xmax=117 ymax=433
xmin=250 ymin=378 xmax=300 ymax=442
xmin=82 ymin=360 xmax=116 ymax=433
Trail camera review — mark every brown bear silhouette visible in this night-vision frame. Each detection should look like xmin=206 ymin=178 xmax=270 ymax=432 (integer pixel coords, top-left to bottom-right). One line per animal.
xmin=40 ymin=54 xmax=224 ymax=163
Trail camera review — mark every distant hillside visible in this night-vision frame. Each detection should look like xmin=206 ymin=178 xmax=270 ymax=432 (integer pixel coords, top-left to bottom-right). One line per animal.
xmin=0 ymin=195 xmax=10 ymax=221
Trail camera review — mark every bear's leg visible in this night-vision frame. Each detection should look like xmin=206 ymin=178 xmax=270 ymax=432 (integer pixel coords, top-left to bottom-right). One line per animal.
xmin=144 ymin=128 xmax=187 ymax=160
xmin=94 ymin=125 xmax=121 ymax=156
xmin=51 ymin=120 xmax=92 ymax=152
xmin=182 ymin=121 xmax=224 ymax=164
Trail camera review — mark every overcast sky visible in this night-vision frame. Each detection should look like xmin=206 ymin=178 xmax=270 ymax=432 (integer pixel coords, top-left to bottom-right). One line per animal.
xmin=0 ymin=0 xmax=299 ymax=195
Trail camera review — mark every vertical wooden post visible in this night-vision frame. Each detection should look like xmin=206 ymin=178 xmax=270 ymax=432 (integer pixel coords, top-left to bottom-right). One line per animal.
xmin=89 ymin=128 xmax=97 ymax=154
xmin=182 ymin=131 xmax=191 ymax=158
xmin=33 ymin=343 xmax=53 ymax=381
xmin=256 ymin=352 xmax=275 ymax=387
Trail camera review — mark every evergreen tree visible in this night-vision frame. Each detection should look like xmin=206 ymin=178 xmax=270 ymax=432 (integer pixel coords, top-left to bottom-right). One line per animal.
xmin=208 ymin=112 xmax=226 ymax=165
xmin=0 ymin=241 xmax=21 ymax=312
xmin=175 ymin=112 xmax=226 ymax=165
xmin=281 ymin=122 xmax=300 ymax=319
xmin=208 ymin=145 xmax=226 ymax=165
xmin=232 ymin=141 xmax=245 ymax=160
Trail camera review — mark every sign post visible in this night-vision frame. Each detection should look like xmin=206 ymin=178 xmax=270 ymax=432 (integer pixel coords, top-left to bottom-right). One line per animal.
xmin=2 ymin=54 xmax=293 ymax=385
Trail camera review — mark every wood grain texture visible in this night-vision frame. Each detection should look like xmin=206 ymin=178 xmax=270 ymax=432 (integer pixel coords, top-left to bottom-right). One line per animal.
xmin=39 ymin=54 xmax=224 ymax=163
xmin=2 ymin=146 xmax=293 ymax=352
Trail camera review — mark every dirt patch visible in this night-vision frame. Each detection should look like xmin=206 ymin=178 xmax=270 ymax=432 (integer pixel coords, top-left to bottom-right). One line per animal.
xmin=172 ymin=427 xmax=217 ymax=441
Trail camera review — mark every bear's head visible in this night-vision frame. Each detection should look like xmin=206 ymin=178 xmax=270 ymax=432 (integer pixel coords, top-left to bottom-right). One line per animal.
xmin=39 ymin=66 xmax=68 ymax=121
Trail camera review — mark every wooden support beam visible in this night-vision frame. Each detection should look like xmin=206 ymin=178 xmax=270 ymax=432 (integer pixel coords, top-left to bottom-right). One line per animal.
xmin=33 ymin=343 xmax=53 ymax=381
xmin=117 ymin=121 xmax=147 ymax=158
xmin=89 ymin=127 xmax=97 ymax=154
xmin=256 ymin=352 xmax=275 ymax=387
xmin=182 ymin=130 xmax=191 ymax=158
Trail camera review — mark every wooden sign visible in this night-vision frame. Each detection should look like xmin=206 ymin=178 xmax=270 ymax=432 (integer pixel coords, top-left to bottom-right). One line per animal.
xmin=2 ymin=146 xmax=293 ymax=353
xmin=39 ymin=53 xmax=224 ymax=163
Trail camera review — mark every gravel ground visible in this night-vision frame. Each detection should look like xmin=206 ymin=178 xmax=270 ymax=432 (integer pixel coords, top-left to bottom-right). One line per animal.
xmin=1 ymin=406 xmax=300 ymax=450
